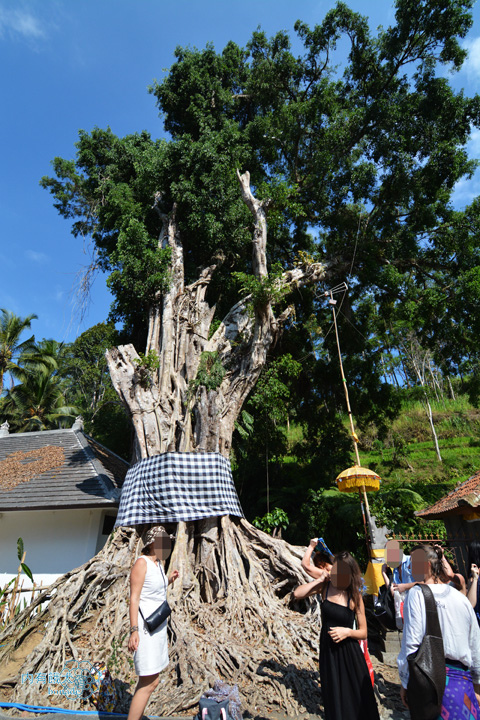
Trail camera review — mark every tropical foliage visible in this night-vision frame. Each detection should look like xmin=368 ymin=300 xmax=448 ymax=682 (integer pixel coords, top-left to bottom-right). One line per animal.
xmin=1 ymin=338 xmax=78 ymax=432
xmin=0 ymin=309 xmax=37 ymax=395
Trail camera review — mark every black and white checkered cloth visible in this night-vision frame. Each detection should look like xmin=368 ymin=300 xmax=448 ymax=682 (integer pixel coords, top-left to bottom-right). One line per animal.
xmin=115 ymin=452 xmax=244 ymax=527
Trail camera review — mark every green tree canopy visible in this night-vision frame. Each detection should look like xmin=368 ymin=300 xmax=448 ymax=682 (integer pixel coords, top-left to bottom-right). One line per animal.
xmin=61 ymin=323 xmax=131 ymax=457
xmin=41 ymin=0 xmax=480 ymax=352
xmin=39 ymin=0 xmax=480 ymax=489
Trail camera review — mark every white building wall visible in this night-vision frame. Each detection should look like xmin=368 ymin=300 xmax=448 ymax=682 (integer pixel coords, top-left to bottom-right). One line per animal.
xmin=0 ymin=508 xmax=116 ymax=601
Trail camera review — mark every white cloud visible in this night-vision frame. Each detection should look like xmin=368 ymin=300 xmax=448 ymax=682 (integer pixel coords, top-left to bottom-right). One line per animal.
xmin=451 ymin=169 xmax=480 ymax=208
xmin=0 ymin=6 xmax=46 ymax=41
xmin=461 ymin=37 xmax=480 ymax=83
xmin=451 ymin=127 xmax=480 ymax=208
xmin=467 ymin=127 xmax=480 ymax=157
xmin=25 ymin=250 xmax=48 ymax=264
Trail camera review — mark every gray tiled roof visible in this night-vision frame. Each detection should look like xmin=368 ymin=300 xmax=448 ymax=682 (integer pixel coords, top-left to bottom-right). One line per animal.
xmin=0 ymin=429 xmax=129 ymax=511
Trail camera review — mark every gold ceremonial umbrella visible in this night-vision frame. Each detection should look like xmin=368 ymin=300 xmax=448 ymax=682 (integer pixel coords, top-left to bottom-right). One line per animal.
xmin=336 ymin=465 xmax=380 ymax=493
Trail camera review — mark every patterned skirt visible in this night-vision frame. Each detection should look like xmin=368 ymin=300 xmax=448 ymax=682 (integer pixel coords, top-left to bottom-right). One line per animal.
xmin=437 ymin=663 xmax=479 ymax=719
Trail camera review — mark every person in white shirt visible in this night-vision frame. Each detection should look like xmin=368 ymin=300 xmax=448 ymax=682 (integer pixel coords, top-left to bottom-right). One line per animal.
xmin=397 ymin=545 xmax=480 ymax=716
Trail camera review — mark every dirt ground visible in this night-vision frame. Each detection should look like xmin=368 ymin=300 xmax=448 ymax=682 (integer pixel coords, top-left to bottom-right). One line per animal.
xmin=0 ymin=658 xmax=409 ymax=720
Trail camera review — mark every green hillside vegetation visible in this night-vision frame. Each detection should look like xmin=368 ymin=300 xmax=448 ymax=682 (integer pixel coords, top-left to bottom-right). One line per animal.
xmin=245 ymin=394 xmax=480 ymax=564
xmin=363 ymin=395 xmax=480 ymax=484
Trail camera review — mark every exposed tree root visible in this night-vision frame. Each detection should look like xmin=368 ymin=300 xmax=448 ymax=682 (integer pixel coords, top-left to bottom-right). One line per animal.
xmin=0 ymin=519 xmax=322 ymax=717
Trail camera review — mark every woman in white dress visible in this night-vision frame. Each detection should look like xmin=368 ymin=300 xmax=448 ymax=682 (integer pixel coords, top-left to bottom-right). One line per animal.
xmin=127 ymin=526 xmax=179 ymax=720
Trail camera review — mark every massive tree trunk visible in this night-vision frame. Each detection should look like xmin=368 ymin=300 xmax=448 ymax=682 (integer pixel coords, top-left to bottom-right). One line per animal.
xmin=107 ymin=171 xmax=325 ymax=462
xmin=0 ymin=172 xmax=326 ymax=717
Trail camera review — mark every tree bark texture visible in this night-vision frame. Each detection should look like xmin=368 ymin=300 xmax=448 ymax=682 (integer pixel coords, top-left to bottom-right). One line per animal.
xmin=106 ymin=172 xmax=325 ymax=462
xmin=0 ymin=523 xmax=322 ymax=717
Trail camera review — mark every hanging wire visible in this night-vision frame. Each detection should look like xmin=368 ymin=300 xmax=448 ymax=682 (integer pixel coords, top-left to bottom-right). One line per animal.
xmin=316 ymin=210 xmax=364 ymax=341
xmin=337 ymin=308 xmax=369 ymax=342
xmin=347 ymin=212 xmax=364 ymax=280
xmin=315 ymin=282 xmax=348 ymax=342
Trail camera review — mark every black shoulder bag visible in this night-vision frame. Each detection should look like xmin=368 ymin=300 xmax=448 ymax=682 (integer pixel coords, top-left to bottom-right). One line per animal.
xmin=407 ymin=584 xmax=446 ymax=720
xmin=374 ymin=582 xmax=397 ymax=631
xmin=139 ymin=563 xmax=171 ymax=633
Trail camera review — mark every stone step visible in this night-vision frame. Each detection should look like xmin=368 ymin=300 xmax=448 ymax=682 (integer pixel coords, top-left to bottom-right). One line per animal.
xmin=382 ymin=631 xmax=402 ymax=668
xmin=384 ymin=638 xmax=402 ymax=651
xmin=382 ymin=651 xmax=400 ymax=668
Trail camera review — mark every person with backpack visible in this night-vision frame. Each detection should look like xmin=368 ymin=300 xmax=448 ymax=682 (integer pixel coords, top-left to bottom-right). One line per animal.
xmin=294 ymin=551 xmax=380 ymax=720
xmin=379 ymin=539 xmax=412 ymax=630
xmin=397 ymin=545 xmax=480 ymax=718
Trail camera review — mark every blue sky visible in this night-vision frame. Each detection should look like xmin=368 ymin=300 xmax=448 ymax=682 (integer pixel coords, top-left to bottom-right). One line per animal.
xmin=1 ymin=0 xmax=480 ymax=345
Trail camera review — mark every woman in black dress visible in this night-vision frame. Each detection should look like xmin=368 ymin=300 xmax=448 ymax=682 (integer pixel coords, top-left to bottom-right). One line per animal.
xmin=294 ymin=551 xmax=379 ymax=720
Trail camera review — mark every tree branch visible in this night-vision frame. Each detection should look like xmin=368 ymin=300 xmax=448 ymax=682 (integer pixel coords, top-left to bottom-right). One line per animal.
xmin=236 ymin=170 xmax=269 ymax=279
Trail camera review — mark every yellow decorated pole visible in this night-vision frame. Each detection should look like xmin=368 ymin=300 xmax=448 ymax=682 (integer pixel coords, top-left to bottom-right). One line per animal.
xmin=328 ymin=288 xmax=380 ymax=561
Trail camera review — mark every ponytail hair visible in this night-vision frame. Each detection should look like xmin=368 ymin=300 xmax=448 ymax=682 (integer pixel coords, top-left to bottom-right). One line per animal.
xmin=418 ymin=544 xmax=444 ymax=583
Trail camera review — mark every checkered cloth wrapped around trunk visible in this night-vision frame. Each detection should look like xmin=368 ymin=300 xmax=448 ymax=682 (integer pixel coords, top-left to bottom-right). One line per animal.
xmin=115 ymin=452 xmax=244 ymax=527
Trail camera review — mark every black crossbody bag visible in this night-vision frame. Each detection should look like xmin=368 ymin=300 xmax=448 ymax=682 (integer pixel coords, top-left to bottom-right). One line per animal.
xmin=139 ymin=562 xmax=171 ymax=633
xmin=407 ymin=584 xmax=446 ymax=720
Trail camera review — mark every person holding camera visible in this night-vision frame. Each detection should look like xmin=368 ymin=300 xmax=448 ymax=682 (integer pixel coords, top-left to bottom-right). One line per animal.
xmin=295 ymin=550 xmax=379 ymax=720
xmin=301 ymin=538 xmax=334 ymax=580
xmin=467 ymin=541 xmax=480 ymax=625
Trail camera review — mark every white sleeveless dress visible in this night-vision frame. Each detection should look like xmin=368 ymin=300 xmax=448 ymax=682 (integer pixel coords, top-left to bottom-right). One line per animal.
xmin=134 ymin=555 xmax=169 ymax=676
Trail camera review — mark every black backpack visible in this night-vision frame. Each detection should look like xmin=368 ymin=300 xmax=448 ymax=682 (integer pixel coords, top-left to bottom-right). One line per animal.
xmin=374 ymin=582 xmax=397 ymax=631
xmin=407 ymin=584 xmax=446 ymax=720
xmin=194 ymin=697 xmax=235 ymax=720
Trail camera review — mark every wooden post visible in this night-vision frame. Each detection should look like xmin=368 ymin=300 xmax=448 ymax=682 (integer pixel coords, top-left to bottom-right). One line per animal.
xmin=331 ymin=294 xmax=372 ymax=558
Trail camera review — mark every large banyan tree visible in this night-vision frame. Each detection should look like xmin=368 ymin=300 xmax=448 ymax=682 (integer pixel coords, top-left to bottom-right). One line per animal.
xmin=2 ymin=0 xmax=480 ymax=715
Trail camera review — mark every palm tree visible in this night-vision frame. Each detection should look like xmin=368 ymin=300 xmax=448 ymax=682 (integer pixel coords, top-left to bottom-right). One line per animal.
xmin=2 ymin=364 xmax=79 ymax=432
xmin=0 ymin=309 xmax=37 ymax=395
xmin=16 ymin=339 xmax=68 ymax=377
